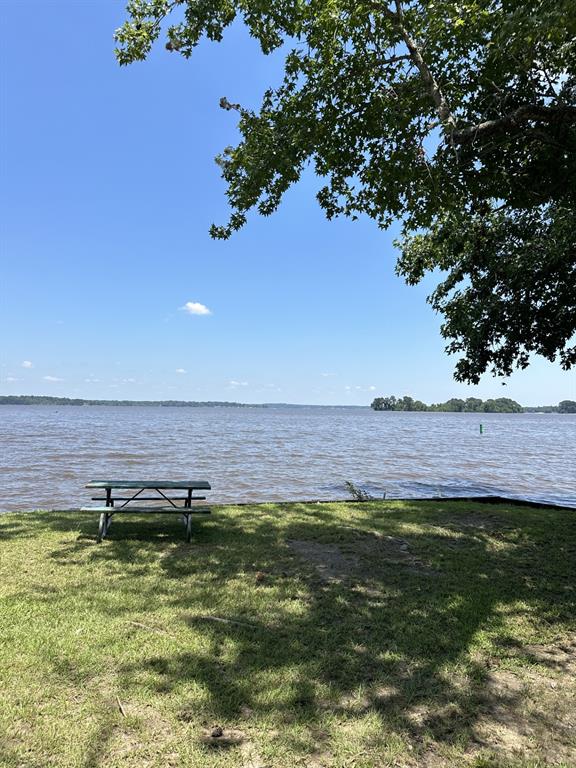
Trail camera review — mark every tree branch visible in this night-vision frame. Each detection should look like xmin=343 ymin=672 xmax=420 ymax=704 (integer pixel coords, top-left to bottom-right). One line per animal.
xmin=380 ymin=1 xmax=456 ymax=129
xmin=379 ymin=53 xmax=411 ymax=65
xmin=453 ymin=104 xmax=576 ymax=143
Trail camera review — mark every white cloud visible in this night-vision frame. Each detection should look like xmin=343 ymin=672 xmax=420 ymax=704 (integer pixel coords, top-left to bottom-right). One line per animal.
xmin=43 ymin=375 xmax=63 ymax=382
xmin=229 ymin=380 xmax=249 ymax=387
xmin=122 ymin=378 xmax=136 ymax=384
xmin=21 ymin=360 xmax=33 ymax=368
xmin=84 ymin=378 xmax=100 ymax=383
xmin=181 ymin=301 xmax=212 ymax=316
xmin=175 ymin=368 xmax=187 ymax=374
xmin=5 ymin=376 xmax=19 ymax=382
xmin=347 ymin=384 xmax=377 ymax=393
xmin=321 ymin=372 xmax=337 ymax=377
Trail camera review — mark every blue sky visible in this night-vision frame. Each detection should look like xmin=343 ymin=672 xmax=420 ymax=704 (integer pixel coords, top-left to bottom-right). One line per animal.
xmin=1 ymin=1 xmax=574 ymax=406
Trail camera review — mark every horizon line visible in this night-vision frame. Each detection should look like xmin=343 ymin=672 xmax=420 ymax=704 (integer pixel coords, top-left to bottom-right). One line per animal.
xmin=0 ymin=393 xmax=571 ymax=409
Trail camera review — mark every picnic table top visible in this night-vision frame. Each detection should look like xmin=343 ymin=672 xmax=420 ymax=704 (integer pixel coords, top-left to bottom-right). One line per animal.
xmin=86 ymin=479 xmax=211 ymax=490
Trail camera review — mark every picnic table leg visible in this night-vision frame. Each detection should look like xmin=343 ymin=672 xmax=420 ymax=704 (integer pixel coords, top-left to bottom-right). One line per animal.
xmin=97 ymin=513 xmax=107 ymax=543
xmin=97 ymin=491 xmax=114 ymax=542
xmin=184 ymin=489 xmax=193 ymax=541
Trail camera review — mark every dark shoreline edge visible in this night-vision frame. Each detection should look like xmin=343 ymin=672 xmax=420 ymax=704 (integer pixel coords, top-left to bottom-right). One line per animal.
xmin=2 ymin=495 xmax=575 ymax=514
xmin=225 ymin=495 xmax=576 ymax=512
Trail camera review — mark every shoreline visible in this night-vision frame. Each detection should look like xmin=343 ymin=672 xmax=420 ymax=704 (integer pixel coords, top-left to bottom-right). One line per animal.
xmin=2 ymin=494 xmax=575 ymax=514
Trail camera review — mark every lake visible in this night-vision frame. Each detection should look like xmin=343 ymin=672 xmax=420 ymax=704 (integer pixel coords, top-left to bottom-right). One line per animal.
xmin=0 ymin=406 xmax=575 ymax=511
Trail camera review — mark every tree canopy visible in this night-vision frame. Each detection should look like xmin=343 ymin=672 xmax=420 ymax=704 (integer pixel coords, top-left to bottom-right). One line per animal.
xmin=370 ymin=395 xmax=525 ymax=412
xmin=115 ymin=0 xmax=576 ymax=382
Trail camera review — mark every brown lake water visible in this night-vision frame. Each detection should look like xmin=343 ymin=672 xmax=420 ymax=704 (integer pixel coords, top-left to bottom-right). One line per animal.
xmin=0 ymin=406 xmax=575 ymax=511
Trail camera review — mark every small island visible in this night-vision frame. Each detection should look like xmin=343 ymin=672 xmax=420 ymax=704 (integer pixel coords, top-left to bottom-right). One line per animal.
xmin=370 ymin=396 xmax=576 ymax=413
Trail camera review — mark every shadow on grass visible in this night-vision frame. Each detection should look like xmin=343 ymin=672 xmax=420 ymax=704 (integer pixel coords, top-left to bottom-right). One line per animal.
xmin=2 ymin=501 xmax=575 ymax=760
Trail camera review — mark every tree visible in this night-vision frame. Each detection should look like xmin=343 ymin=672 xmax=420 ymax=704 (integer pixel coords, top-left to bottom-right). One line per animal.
xmin=443 ymin=398 xmax=466 ymax=412
xmin=115 ymin=0 xmax=576 ymax=382
xmin=371 ymin=396 xmax=397 ymax=410
xmin=482 ymin=397 xmax=523 ymax=413
xmin=558 ymin=399 xmax=576 ymax=413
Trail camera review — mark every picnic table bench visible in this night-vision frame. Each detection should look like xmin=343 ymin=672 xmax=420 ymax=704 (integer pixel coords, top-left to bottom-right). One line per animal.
xmin=82 ymin=479 xmax=211 ymax=542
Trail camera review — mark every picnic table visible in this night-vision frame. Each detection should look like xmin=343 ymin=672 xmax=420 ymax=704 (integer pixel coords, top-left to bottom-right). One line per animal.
xmin=82 ymin=479 xmax=211 ymax=542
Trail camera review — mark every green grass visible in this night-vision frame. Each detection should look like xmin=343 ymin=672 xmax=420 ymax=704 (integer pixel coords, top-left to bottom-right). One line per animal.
xmin=1 ymin=501 xmax=575 ymax=767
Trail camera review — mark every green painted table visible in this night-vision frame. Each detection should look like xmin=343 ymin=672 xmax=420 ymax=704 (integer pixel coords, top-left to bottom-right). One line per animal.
xmin=82 ymin=479 xmax=211 ymax=542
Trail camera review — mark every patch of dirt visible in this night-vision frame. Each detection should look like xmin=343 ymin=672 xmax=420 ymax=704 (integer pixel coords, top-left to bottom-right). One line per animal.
xmin=287 ymin=540 xmax=358 ymax=581
xmin=357 ymin=532 xmax=433 ymax=572
xmin=523 ymin=638 xmax=576 ymax=673
xmin=287 ymin=534 xmax=432 ymax=581
xmin=443 ymin=513 xmax=505 ymax=531
xmin=239 ymin=739 xmax=269 ymax=768
xmin=325 ymin=642 xmax=576 ymax=766
xmin=106 ymin=728 xmax=144 ymax=762
xmin=126 ymin=701 xmax=174 ymax=737
xmin=199 ymin=727 xmax=273 ymax=767
xmin=199 ymin=726 xmax=246 ymax=748
xmin=474 ymin=669 xmax=531 ymax=753
xmin=472 ymin=647 xmax=576 ymax=764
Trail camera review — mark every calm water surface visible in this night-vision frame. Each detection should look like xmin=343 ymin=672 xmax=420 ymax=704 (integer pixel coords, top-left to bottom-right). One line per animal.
xmin=1 ymin=406 xmax=575 ymax=511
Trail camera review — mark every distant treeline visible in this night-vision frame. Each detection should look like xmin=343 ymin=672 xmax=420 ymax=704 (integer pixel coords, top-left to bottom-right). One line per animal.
xmin=371 ymin=396 xmax=576 ymax=413
xmin=2 ymin=394 xmax=575 ymax=412
xmin=0 ymin=395 xmax=248 ymax=407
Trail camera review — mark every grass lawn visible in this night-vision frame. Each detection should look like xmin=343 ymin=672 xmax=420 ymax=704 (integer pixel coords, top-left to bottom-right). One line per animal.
xmin=0 ymin=500 xmax=574 ymax=768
